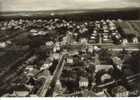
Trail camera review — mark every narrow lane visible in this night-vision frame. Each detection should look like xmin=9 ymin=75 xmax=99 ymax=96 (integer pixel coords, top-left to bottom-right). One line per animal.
xmin=37 ymin=54 xmax=66 ymax=97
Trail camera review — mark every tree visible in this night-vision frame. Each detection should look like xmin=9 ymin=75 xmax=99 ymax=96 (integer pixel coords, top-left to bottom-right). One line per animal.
xmin=98 ymin=49 xmax=112 ymax=64
xmin=122 ymin=51 xmax=140 ymax=74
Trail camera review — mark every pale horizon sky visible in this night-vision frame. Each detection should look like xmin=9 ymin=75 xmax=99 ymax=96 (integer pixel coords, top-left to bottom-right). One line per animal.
xmin=0 ymin=0 xmax=140 ymax=12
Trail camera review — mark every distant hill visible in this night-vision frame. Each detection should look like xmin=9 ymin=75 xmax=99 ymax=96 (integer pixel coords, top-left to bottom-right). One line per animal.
xmin=0 ymin=7 xmax=140 ymax=21
xmin=0 ymin=7 xmax=140 ymax=17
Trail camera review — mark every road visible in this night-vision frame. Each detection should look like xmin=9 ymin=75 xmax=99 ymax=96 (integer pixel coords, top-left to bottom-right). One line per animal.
xmin=96 ymin=73 xmax=140 ymax=89
xmin=37 ymin=54 xmax=66 ymax=97
xmin=65 ymin=43 xmax=140 ymax=51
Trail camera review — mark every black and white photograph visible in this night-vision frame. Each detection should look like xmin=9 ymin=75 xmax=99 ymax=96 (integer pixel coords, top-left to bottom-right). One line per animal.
xmin=0 ymin=0 xmax=140 ymax=98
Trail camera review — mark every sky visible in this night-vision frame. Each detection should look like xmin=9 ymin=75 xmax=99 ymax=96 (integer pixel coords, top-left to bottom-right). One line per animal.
xmin=0 ymin=0 xmax=140 ymax=12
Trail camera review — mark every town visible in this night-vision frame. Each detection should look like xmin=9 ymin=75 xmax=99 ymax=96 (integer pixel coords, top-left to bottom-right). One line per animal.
xmin=0 ymin=8 xmax=140 ymax=97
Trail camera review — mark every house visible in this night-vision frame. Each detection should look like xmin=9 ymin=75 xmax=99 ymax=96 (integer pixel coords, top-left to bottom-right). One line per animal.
xmin=95 ymin=65 xmax=113 ymax=73
xmin=79 ymin=77 xmax=88 ymax=87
